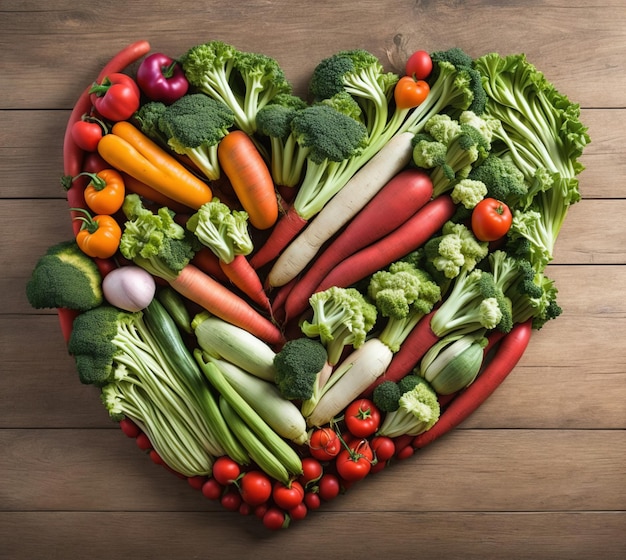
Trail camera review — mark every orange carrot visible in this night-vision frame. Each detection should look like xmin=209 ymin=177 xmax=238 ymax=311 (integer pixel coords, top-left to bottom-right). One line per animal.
xmin=315 ymin=194 xmax=457 ymax=295
xmin=218 ymin=130 xmax=278 ymax=231
xmin=219 ymin=254 xmax=272 ymax=313
xmin=169 ymin=263 xmax=284 ymax=346
xmin=191 ymin=247 xmax=229 ymax=283
xmin=412 ymin=320 xmax=533 ymax=449
xmin=98 ymin=122 xmax=213 ymax=210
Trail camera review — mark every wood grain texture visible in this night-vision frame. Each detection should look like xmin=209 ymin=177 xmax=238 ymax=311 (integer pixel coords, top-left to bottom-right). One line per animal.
xmin=1 ymin=0 xmax=624 ymax=557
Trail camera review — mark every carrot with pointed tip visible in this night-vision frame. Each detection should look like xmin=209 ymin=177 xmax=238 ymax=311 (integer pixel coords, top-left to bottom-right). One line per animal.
xmin=412 ymin=320 xmax=533 ymax=449
xmin=219 ymin=254 xmax=271 ymax=313
xmin=315 ymin=194 xmax=457 ymax=295
xmin=283 ymin=168 xmax=434 ymax=321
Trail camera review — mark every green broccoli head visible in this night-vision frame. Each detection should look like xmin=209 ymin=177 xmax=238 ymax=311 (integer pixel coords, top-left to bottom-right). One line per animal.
xmin=412 ymin=132 xmax=448 ymax=169
xmin=372 ymin=381 xmax=402 ymax=413
xmin=134 ymin=101 xmax=168 ymax=143
xmin=273 ymin=337 xmax=328 ymax=401
xmin=318 ymin=91 xmax=365 ymax=124
xmin=451 ymin=178 xmax=488 ymax=209
xmin=300 ymin=286 xmax=377 ymax=365
xmin=255 ymin=96 xmax=307 ymax=140
xmin=468 ymin=153 xmax=528 ymax=206
xmin=26 ymin=240 xmax=103 ymax=311
xmin=424 ymin=114 xmax=463 ymax=145
xmin=120 ymin=194 xmax=197 ymax=281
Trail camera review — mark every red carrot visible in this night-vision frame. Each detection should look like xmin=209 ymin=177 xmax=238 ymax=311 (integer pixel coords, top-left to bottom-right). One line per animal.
xmin=219 ymin=254 xmax=272 ymax=313
xmin=282 ymin=169 xmax=434 ymax=321
xmin=191 ymin=247 xmax=229 ymax=283
xmin=315 ymin=194 xmax=457 ymax=294
xmin=412 ymin=319 xmax=533 ymax=449
xmin=248 ymin=205 xmax=308 ymax=270
xmin=57 ymin=308 xmax=81 ymax=345
xmin=169 ymin=263 xmax=284 ymax=346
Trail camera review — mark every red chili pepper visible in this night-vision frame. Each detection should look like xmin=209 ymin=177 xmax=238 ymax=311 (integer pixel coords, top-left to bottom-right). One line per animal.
xmin=89 ymin=72 xmax=141 ymax=121
xmin=136 ymin=52 xmax=189 ymax=104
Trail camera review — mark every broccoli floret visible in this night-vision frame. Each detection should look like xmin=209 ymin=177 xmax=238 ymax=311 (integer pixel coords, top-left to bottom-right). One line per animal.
xmin=255 ymin=94 xmax=309 ymax=188
xmin=134 ymin=101 xmax=169 ymax=146
xmin=423 ymin=221 xmax=489 ymax=286
xmin=451 ymin=178 xmax=488 ymax=209
xmin=289 ymin=103 xmax=369 ymax=219
xmin=119 ymin=194 xmax=197 ymax=282
xmin=273 ymin=337 xmax=329 ymax=401
xmin=397 ymin=373 xmax=425 ymax=395
xmin=377 ymin=378 xmax=440 ymax=438
xmin=372 ymin=381 xmax=402 ymax=412
xmin=318 ymin=91 xmax=365 ymax=124
xmin=309 ymin=49 xmax=399 ymax=141
xmin=180 ymin=41 xmax=292 ymax=135
xmin=186 ymin=199 xmax=253 ymax=263
xmin=424 ymin=113 xmax=462 ymax=145
xmin=26 ymin=240 xmax=103 ymax=311
xmin=411 ymin=132 xmax=448 ymax=169
xmin=155 ymin=93 xmax=235 ymax=181
xmin=368 ymin=260 xmax=441 ymax=352
xmin=467 ymin=152 xmax=528 ymax=207
xmin=430 ymin=268 xmax=511 ymax=338
xmin=300 ymin=286 xmax=377 ymax=366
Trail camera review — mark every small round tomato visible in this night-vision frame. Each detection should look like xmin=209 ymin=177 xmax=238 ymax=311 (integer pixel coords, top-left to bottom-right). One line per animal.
xmin=239 ymin=471 xmax=272 ymax=507
xmin=262 ymin=507 xmax=288 ymax=531
xmin=220 ymin=488 xmax=242 ymax=511
xmin=288 ymin=502 xmax=308 ymax=521
xmin=299 ymin=457 xmax=324 ymax=488
xmin=317 ymin=473 xmax=341 ymax=501
xmin=304 ymin=491 xmax=321 ymax=510
xmin=335 ymin=448 xmax=372 ymax=482
xmin=201 ymin=478 xmax=223 ymax=501
xmin=309 ymin=427 xmax=341 ymax=461
xmin=471 ymin=197 xmax=513 ymax=242
xmin=211 ymin=456 xmax=241 ymax=486
xmin=272 ymin=480 xmax=305 ymax=510
xmin=370 ymin=436 xmax=396 ymax=463
xmin=119 ymin=417 xmax=140 ymax=438
xmin=405 ymin=50 xmax=433 ymax=80
xmin=345 ymin=398 xmax=381 ymax=438
xmin=71 ymin=118 xmax=106 ymax=152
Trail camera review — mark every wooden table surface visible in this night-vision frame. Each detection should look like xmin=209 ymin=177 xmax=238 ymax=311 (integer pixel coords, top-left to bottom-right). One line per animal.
xmin=2 ymin=0 xmax=625 ymax=558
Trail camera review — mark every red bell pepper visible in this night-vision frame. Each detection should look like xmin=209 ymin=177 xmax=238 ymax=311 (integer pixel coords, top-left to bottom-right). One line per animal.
xmin=89 ymin=73 xmax=141 ymax=121
xmin=136 ymin=52 xmax=189 ymax=104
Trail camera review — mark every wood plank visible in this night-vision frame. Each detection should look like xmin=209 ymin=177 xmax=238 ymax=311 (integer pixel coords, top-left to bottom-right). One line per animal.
xmin=2 ymin=1 xmax=625 ymax=108
xmin=1 ymin=511 xmax=624 ymax=560
xmin=1 ymin=429 xmax=623 ymax=513
xmin=1 ymin=108 xmax=616 ymax=200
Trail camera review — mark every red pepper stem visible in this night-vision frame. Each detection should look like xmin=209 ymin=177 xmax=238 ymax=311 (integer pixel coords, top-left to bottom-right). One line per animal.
xmin=88 ymin=77 xmax=113 ymax=96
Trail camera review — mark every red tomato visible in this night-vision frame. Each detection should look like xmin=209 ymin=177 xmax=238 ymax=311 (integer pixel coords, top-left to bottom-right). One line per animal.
xmin=288 ymin=502 xmax=308 ymax=521
xmin=135 ymin=432 xmax=151 ymax=451
xmin=336 ymin=449 xmax=372 ymax=482
xmin=263 ymin=507 xmax=288 ymax=531
xmin=471 ymin=198 xmax=513 ymax=241
xmin=211 ymin=456 xmax=241 ymax=486
xmin=272 ymin=480 xmax=305 ymax=510
xmin=239 ymin=471 xmax=272 ymax=506
xmin=345 ymin=398 xmax=381 ymax=438
xmin=405 ymin=50 xmax=433 ymax=80
xmin=304 ymin=491 xmax=321 ymax=510
xmin=317 ymin=473 xmax=341 ymax=501
xmin=71 ymin=119 xmax=105 ymax=152
xmin=201 ymin=478 xmax=223 ymax=501
xmin=220 ymin=488 xmax=242 ymax=511
xmin=370 ymin=436 xmax=396 ymax=463
xmin=119 ymin=417 xmax=140 ymax=438
xmin=187 ymin=476 xmax=206 ymax=491
xmin=299 ymin=457 xmax=324 ymax=488
xmin=309 ymin=427 xmax=342 ymax=461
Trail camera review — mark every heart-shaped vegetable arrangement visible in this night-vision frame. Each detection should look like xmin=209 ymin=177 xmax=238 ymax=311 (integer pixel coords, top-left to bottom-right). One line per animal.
xmin=27 ymin=40 xmax=589 ymax=530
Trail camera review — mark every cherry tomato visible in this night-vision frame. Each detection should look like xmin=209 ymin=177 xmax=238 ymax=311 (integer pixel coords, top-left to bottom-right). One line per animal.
xmin=239 ymin=470 xmax=272 ymax=506
xmin=71 ymin=118 xmax=106 ymax=152
xmin=238 ymin=502 xmax=252 ymax=516
xmin=309 ymin=427 xmax=342 ymax=461
xmin=299 ymin=457 xmax=324 ymax=488
xmin=262 ymin=507 xmax=288 ymax=531
xmin=119 ymin=418 xmax=140 ymax=438
xmin=272 ymin=480 xmax=305 ymax=510
xmin=304 ymin=491 xmax=321 ymax=510
xmin=394 ymin=76 xmax=430 ymax=109
xmin=370 ymin=436 xmax=396 ymax=463
xmin=405 ymin=50 xmax=433 ymax=80
xmin=471 ymin=197 xmax=513 ymax=242
xmin=335 ymin=439 xmax=374 ymax=482
xmin=288 ymin=502 xmax=308 ymax=521
xmin=317 ymin=473 xmax=341 ymax=501
xmin=211 ymin=456 xmax=241 ymax=486
xmin=221 ymin=488 xmax=242 ymax=511
xmin=149 ymin=449 xmax=164 ymax=465
xmin=344 ymin=398 xmax=381 ymax=438
xmin=396 ymin=444 xmax=415 ymax=460
xmin=201 ymin=478 xmax=223 ymax=501
xmin=135 ymin=432 xmax=151 ymax=451
xmin=187 ymin=476 xmax=207 ymax=491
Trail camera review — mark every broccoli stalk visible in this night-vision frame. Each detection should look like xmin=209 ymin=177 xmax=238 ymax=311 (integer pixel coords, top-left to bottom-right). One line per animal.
xmin=180 ymin=41 xmax=292 ymax=135
xmin=367 ymin=260 xmax=442 ymax=353
xmin=300 ymin=286 xmax=378 ymax=366
xmin=154 ymin=93 xmax=235 ymax=181
xmin=26 ymin=240 xmax=103 ymax=311
xmin=68 ymin=304 xmax=220 ymax=476
xmin=376 ymin=377 xmax=441 ymax=438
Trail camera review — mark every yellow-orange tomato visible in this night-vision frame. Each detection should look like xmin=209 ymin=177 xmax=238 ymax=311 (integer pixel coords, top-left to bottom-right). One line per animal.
xmin=74 ymin=210 xmax=122 ymax=258
xmin=394 ymin=76 xmax=430 ymax=109
xmin=84 ymin=168 xmax=126 ymax=215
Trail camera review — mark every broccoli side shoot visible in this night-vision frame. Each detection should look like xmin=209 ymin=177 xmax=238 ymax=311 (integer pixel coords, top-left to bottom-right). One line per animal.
xmin=119 ymin=194 xmax=197 ymax=282
xmin=156 ymin=93 xmax=235 ymax=181
xmin=300 ymin=286 xmax=377 ymax=366
xmin=377 ymin=377 xmax=440 ymax=438
xmin=368 ymin=260 xmax=441 ymax=352
xmin=26 ymin=240 xmax=103 ymax=311
xmin=273 ymin=337 xmax=329 ymax=401
xmin=467 ymin=152 xmax=528 ymax=208
xmin=186 ymin=199 xmax=253 ymax=264
xmin=372 ymin=380 xmax=402 ymax=412
xmin=134 ymin=101 xmax=169 ymax=146
xmin=180 ymin=41 xmax=292 ymax=135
